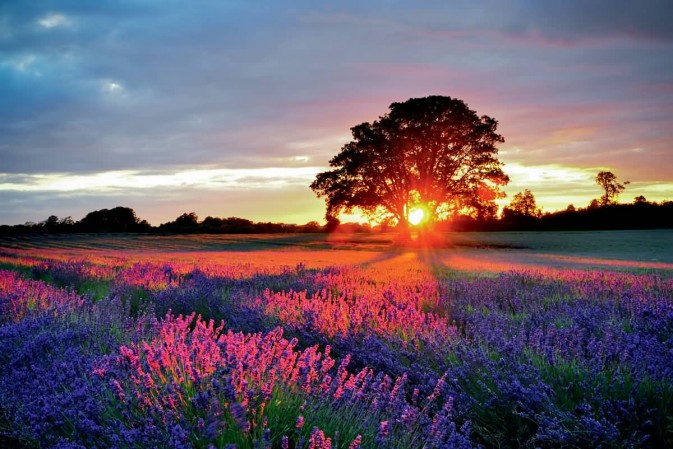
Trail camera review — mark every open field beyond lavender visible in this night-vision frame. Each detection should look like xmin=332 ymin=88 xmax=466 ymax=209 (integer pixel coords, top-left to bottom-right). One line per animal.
xmin=1 ymin=231 xmax=672 ymax=449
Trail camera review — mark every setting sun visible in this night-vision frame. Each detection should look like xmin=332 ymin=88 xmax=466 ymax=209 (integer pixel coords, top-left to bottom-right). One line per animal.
xmin=408 ymin=207 xmax=425 ymax=226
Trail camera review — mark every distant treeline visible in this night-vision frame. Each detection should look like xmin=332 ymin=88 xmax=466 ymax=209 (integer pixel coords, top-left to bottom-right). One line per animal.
xmin=448 ymin=200 xmax=673 ymax=232
xmin=0 ymin=207 xmax=327 ymax=235
xmin=1 ymin=200 xmax=672 ymax=236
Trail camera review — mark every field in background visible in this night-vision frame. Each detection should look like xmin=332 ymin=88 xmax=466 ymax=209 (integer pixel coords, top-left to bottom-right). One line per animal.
xmin=2 ymin=230 xmax=672 ymax=274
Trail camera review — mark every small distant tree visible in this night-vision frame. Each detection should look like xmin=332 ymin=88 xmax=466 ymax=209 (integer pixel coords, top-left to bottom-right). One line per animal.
xmin=166 ymin=212 xmax=199 ymax=233
xmin=157 ymin=212 xmax=202 ymax=233
xmin=41 ymin=215 xmax=60 ymax=230
xmin=221 ymin=217 xmax=254 ymax=233
xmin=595 ymin=171 xmax=629 ymax=206
xmin=175 ymin=212 xmax=199 ymax=227
xmin=301 ymin=221 xmax=321 ymax=233
xmin=61 ymin=216 xmax=74 ymax=226
xmin=201 ymin=216 xmax=224 ymax=233
xmin=39 ymin=215 xmax=75 ymax=233
xmin=633 ymin=195 xmax=648 ymax=205
xmin=78 ymin=207 xmax=148 ymax=232
xmin=503 ymin=189 xmax=541 ymax=218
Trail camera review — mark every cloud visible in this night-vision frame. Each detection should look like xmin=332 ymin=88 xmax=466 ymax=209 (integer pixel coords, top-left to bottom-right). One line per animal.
xmin=0 ymin=0 xmax=671 ymax=225
xmin=38 ymin=12 xmax=71 ymax=29
xmin=0 ymin=183 xmax=325 ymax=227
xmin=0 ymin=163 xmax=327 ymax=225
xmin=0 ymin=166 xmax=322 ymax=193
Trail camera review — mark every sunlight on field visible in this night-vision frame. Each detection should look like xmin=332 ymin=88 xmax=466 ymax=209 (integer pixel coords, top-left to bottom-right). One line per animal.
xmin=423 ymin=252 xmax=673 ymax=274
xmin=536 ymin=253 xmax=673 ymax=271
xmin=2 ymin=231 xmax=673 ymax=279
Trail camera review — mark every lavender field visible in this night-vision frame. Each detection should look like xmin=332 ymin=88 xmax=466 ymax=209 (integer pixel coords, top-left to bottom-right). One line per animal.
xmin=1 ymin=232 xmax=672 ymax=448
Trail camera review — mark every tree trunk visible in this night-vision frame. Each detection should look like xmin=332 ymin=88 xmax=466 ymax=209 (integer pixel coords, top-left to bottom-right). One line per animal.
xmin=394 ymin=218 xmax=412 ymax=245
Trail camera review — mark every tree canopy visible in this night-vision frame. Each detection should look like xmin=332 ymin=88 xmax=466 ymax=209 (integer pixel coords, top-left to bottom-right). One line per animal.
xmin=503 ymin=189 xmax=541 ymax=218
xmin=79 ymin=206 xmax=150 ymax=233
xmin=310 ymin=95 xmax=509 ymax=228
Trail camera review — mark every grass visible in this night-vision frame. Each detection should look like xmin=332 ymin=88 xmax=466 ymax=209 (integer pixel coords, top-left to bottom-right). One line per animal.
xmin=529 ymin=350 xmax=673 ymax=444
xmin=2 ymin=229 xmax=672 ymax=261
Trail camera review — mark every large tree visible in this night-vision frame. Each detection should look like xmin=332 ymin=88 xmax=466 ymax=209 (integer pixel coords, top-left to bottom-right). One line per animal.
xmin=310 ymin=96 xmax=509 ymax=227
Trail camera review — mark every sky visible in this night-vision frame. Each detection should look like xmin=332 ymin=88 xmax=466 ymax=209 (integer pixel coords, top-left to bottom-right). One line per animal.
xmin=1 ymin=0 xmax=672 ymax=226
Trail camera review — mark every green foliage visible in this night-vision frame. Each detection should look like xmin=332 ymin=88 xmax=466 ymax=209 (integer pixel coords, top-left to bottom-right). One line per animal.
xmin=75 ymin=279 xmax=112 ymax=302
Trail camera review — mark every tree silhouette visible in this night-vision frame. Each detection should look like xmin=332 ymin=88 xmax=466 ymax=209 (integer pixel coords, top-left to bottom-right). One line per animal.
xmin=175 ymin=212 xmax=198 ymax=226
xmin=310 ymin=96 xmax=509 ymax=229
xmin=158 ymin=212 xmax=200 ymax=233
xmin=78 ymin=207 xmax=150 ymax=233
xmin=633 ymin=195 xmax=648 ymax=205
xmin=595 ymin=171 xmax=629 ymax=206
xmin=503 ymin=189 xmax=541 ymax=218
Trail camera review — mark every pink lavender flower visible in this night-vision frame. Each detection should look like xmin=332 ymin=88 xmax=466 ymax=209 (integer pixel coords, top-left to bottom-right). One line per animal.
xmin=348 ymin=435 xmax=362 ymax=449
xmin=375 ymin=420 xmax=390 ymax=444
